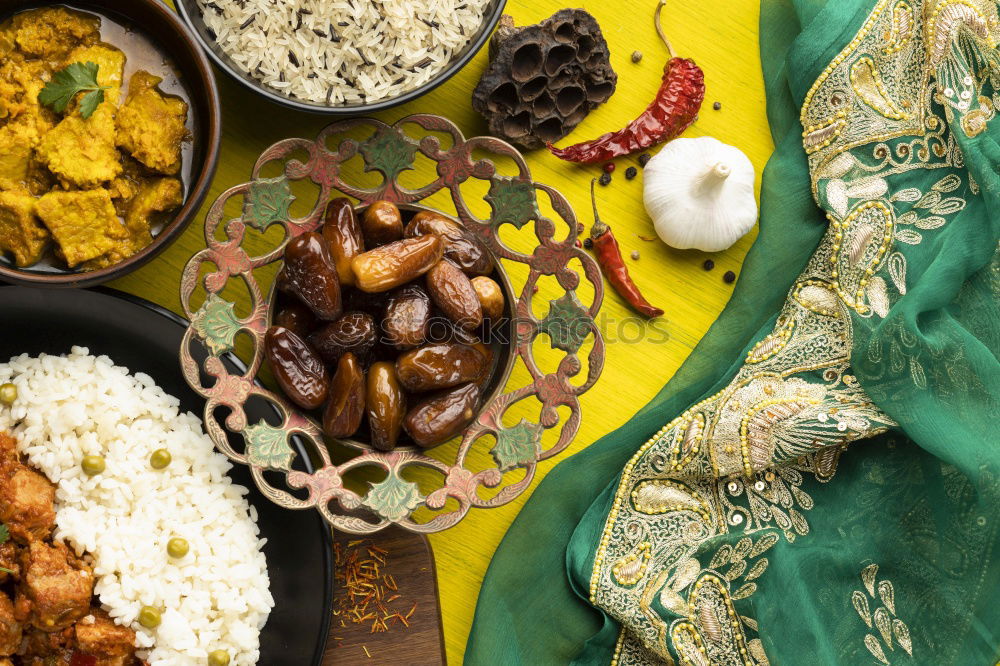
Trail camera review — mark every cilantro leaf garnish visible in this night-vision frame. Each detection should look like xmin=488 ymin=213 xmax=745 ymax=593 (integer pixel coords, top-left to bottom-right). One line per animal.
xmin=38 ymin=61 xmax=109 ymax=119
xmin=0 ymin=524 xmax=11 ymax=574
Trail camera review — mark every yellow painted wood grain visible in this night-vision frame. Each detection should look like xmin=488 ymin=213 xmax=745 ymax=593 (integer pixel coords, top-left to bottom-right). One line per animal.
xmin=125 ymin=1 xmax=772 ymax=662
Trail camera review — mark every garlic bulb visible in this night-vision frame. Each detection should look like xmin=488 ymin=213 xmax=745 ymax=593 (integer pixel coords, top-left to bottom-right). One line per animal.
xmin=643 ymin=137 xmax=757 ymax=252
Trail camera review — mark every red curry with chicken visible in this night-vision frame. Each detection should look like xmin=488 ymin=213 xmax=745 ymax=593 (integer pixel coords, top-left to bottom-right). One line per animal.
xmin=0 ymin=433 xmax=141 ymax=666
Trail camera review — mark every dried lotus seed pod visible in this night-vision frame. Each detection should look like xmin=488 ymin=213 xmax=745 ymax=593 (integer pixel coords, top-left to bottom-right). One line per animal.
xmin=472 ymin=10 xmax=617 ymax=150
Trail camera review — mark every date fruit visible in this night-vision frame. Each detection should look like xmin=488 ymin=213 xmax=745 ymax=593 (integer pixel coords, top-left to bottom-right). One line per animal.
xmin=352 ymin=235 xmax=443 ymax=293
xmin=366 ymin=362 xmax=406 ymax=451
xmin=322 ymin=198 xmax=365 ymax=286
xmin=274 ymin=299 xmax=316 ymax=339
xmin=470 ymin=276 xmax=505 ymax=321
xmin=383 ymin=284 xmax=432 ymax=350
xmin=268 ymin=204 xmax=506 ymax=451
xmin=431 ymin=318 xmax=481 ymax=346
xmin=470 ymin=341 xmax=495 ymax=389
xmin=395 ymin=343 xmax=486 ymax=392
xmin=308 ymin=311 xmax=376 ymax=364
xmin=361 ymin=200 xmax=403 ymax=246
xmin=343 ymin=288 xmax=389 ymax=317
xmin=403 ymin=383 xmax=480 ymax=448
xmin=323 ymin=353 xmax=366 ymax=438
xmin=282 ymin=232 xmax=343 ymax=320
xmin=426 ymin=260 xmax=482 ymax=330
xmin=265 ymin=326 xmax=329 ymax=410
xmin=405 ymin=210 xmax=492 ymax=276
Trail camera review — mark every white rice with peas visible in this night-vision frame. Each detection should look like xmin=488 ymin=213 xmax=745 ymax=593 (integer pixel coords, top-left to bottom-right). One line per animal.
xmin=196 ymin=0 xmax=491 ymax=105
xmin=0 ymin=347 xmax=273 ymax=665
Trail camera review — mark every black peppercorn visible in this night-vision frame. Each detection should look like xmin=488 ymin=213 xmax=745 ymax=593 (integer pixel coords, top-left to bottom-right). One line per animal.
xmin=625 ymin=166 xmax=638 ymax=180
xmin=723 ymin=270 xmax=736 ymax=283
xmin=703 ymin=259 xmax=714 ymax=271
xmin=638 ymin=153 xmax=651 ymax=167
xmin=583 ymin=238 xmax=593 ymax=249
xmin=599 ymin=172 xmax=612 ymax=186
xmin=713 ymin=101 xmax=722 ymax=110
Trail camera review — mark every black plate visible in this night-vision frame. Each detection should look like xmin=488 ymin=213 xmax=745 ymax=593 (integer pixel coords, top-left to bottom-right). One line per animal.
xmin=0 ymin=286 xmax=332 ymax=665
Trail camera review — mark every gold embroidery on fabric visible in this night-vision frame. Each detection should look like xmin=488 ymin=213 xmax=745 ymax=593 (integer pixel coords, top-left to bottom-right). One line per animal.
xmin=969 ymin=171 xmax=980 ymax=193
xmin=829 ymin=200 xmax=895 ymax=314
xmin=852 ymin=563 xmax=913 ymax=663
xmin=671 ymin=414 xmax=706 ymax=471
xmin=884 ymin=1 xmax=915 ymax=54
xmin=672 ymin=574 xmax=752 ymax=666
xmin=740 ymin=398 xmax=822 ymax=476
xmin=804 ymin=112 xmax=848 ymax=154
xmin=802 ymin=0 xmax=1000 ymax=197
xmin=964 ymin=95 xmax=997 ymax=138
xmin=745 ymin=318 xmax=794 ymax=364
xmin=613 ymin=542 xmax=652 ymax=586
xmin=593 ymin=222 xmax=897 ymax=663
xmin=596 ymin=1 xmax=997 ymax=664
xmin=851 ymin=57 xmax=912 ymax=119
xmin=614 ymin=534 xmax=780 ymax=666
xmin=799 ymin=0 xmax=928 ymax=182
xmin=926 ymin=0 xmax=997 ymax=65
xmin=632 ymin=480 xmax=712 ymax=520
xmin=718 ymin=468 xmax=819 ymax=540
xmin=792 ymin=280 xmax=840 ymax=316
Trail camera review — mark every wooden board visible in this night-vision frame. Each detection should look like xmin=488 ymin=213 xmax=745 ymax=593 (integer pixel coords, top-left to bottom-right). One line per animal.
xmin=324 ymin=527 xmax=446 ymax=665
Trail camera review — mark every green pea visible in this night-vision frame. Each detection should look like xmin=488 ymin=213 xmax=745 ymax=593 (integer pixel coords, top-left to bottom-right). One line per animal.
xmin=208 ymin=650 xmax=231 ymax=666
xmin=81 ymin=455 xmax=105 ymax=476
xmin=138 ymin=606 xmax=161 ymax=628
xmin=167 ymin=537 xmax=189 ymax=559
xmin=0 ymin=383 xmax=16 ymax=405
xmin=150 ymin=448 xmax=172 ymax=469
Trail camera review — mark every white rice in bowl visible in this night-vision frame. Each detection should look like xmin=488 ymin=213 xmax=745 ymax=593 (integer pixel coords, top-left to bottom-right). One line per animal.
xmin=196 ymin=0 xmax=492 ymax=105
xmin=0 ymin=347 xmax=274 ymax=665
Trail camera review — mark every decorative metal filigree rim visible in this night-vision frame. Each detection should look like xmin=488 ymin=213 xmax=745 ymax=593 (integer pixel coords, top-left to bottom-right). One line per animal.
xmin=179 ymin=114 xmax=604 ymax=533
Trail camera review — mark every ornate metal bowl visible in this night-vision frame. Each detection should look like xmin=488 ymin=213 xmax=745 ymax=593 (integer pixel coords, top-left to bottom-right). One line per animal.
xmin=179 ymin=114 xmax=604 ymax=533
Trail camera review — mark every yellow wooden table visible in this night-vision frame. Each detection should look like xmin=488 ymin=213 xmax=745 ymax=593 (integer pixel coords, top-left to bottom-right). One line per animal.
xmin=126 ymin=1 xmax=772 ymax=662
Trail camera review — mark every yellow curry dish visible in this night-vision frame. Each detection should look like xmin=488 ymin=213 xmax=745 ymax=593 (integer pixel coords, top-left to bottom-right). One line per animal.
xmin=0 ymin=7 xmax=189 ymax=272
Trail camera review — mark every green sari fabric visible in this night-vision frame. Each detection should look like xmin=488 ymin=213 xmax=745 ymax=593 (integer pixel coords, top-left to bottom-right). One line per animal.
xmin=466 ymin=0 xmax=1000 ymax=664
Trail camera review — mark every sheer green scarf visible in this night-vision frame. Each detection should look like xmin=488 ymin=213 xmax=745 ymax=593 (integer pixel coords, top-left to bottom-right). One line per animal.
xmin=466 ymin=0 xmax=1000 ymax=664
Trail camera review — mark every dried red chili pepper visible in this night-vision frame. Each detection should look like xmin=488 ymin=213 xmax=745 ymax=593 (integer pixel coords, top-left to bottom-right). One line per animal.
xmin=587 ymin=179 xmax=663 ymax=318
xmin=547 ymin=0 xmax=705 ymax=164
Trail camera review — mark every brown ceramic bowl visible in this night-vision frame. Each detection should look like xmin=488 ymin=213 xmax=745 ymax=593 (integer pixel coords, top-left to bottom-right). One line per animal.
xmin=0 ymin=0 xmax=221 ymax=288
